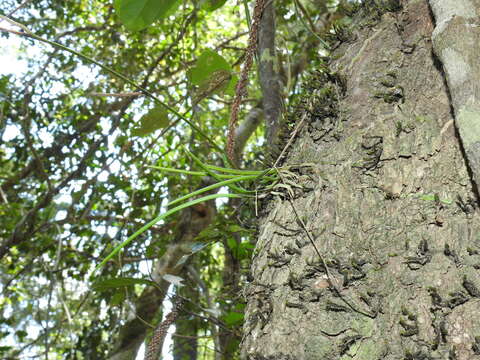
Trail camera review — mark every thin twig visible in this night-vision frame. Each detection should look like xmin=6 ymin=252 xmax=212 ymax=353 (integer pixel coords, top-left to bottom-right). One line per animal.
xmin=7 ymin=0 xmax=35 ymax=17
xmin=89 ymin=92 xmax=143 ymax=97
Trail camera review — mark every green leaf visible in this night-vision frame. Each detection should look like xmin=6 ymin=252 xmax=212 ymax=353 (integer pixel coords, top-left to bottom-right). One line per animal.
xmin=241 ymin=242 xmax=255 ymax=250
xmin=110 ymin=291 xmax=126 ymax=306
xmin=132 ymin=106 xmax=169 ymax=137
xmin=176 ymin=242 xmax=210 ymax=267
xmin=226 ymin=237 xmax=237 ymax=250
xmin=192 ymin=69 xmax=232 ymax=105
xmin=15 ymin=330 xmax=28 ymax=341
xmin=223 ymin=311 xmax=244 ymax=326
xmin=187 ymin=49 xmax=231 ymax=86
xmin=92 ymin=277 xmax=156 ymax=290
xmin=114 ymin=0 xmax=180 ymax=31
xmin=223 ymin=73 xmax=238 ymax=96
xmin=167 ymin=173 xmax=256 ymax=207
xmin=189 ymin=242 xmax=209 ymax=253
xmin=187 ymin=50 xmax=238 ymax=104
xmin=227 ymin=224 xmax=247 ymax=233
xmin=92 ymin=193 xmax=242 ymax=276
xmin=200 ymin=0 xmax=227 ymax=12
xmin=196 ymin=228 xmax=221 ymax=241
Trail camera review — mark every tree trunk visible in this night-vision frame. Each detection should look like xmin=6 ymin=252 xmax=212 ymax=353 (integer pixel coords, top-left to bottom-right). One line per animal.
xmin=242 ymin=1 xmax=480 ymax=359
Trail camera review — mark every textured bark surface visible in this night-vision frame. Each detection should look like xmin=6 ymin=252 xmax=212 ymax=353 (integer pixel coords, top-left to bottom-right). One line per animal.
xmin=428 ymin=0 xmax=480 ymax=192
xmin=242 ymin=1 xmax=480 ymax=359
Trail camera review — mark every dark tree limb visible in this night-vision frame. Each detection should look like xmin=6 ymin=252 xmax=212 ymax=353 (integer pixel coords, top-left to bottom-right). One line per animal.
xmin=258 ymin=0 xmax=284 ymax=159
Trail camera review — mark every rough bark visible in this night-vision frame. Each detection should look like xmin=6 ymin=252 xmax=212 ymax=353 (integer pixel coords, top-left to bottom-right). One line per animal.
xmin=242 ymin=1 xmax=480 ymax=359
xmin=428 ymin=0 xmax=480 ymax=193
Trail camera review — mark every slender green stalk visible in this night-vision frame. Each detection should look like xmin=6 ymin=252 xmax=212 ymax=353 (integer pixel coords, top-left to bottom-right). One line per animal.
xmin=242 ymin=0 xmax=252 ymax=31
xmin=205 ymin=164 xmax=271 ymax=176
xmin=185 ymin=149 xmax=253 ymax=194
xmin=148 ymin=166 xmax=206 ymax=177
xmin=167 ymin=174 xmax=257 ymax=207
xmin=147 ymin=166 xmax=237 ymax=179
xmin=92 ymin=193 xmax=241 ymax=277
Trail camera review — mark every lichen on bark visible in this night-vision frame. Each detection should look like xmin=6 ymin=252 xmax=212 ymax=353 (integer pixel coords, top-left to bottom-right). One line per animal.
xmin=428 ymin=0 xmax=480 ymax=191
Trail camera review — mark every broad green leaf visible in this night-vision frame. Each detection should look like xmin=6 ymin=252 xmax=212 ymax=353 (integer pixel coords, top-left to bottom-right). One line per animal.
xmin=114 ymin=0 xmax=180 ymax=31
xmin=110 ymin=291 xmax=127 ymax=306
xmin=175 ymin=243 xmax=208 ymax=266
xmin=227 ymin=224 xmax=248 ymax=233
xmin=92 ymin=277 xmax=157 ymax=290
xmin=226 ymin=237 xmax=237 ymax=250
xmin=187 ymin=49 xmax=231 ymax=86
xmin=192 ymin=69 xmax=232 ymax=105
xmin=223 ymin=311 xmax=244 ymax=326
xmin=196 ymin=228 xmax=221 ymax=241
xmin=223 ymin=73 xmax=238 ymax=96
xmin=200 ymin=0 xmax=227 ymax=12
xmin=189 ymin=242 xmax=209 ymax=253
xmin=187 ymin=50 xmax=238 ymax=103
xmin=132 ymin=106 xmax=169 ymax=137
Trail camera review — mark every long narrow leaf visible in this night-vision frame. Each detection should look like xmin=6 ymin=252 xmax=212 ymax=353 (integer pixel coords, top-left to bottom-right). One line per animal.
xmin=147 ymin=165 xmax=238 ymax=179
xmin=185 ymin=149 xmax=252 ymax=194
xmin=92 ymin=193 xmax=241 ymax=277
xmin=147 ymin=166 xmax=206 ymax=176
xmin=205 ymin=164 xmax=271 ymax=176
xmin=167 ymin=175 xmax=257 ymax=207
xmin=93 ymin=277 xmax=157 ymax=290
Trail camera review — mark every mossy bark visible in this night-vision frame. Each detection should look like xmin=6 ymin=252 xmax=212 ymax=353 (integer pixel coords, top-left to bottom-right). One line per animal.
xmin=242 ymin=1 xmax=480 ymax=359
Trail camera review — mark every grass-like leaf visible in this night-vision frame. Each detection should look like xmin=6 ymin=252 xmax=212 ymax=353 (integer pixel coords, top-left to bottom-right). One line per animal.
xmin=185 ymin=149 xmax=253 ymax=194
xmin=91 ymin=193 xmax=241 ymax=278
xmin=167 ymin=174 xmax=257 ymax=207
xmin=93 ymin=277 xmax=157 ymax=290
xmin=148 ymin=165 xmax=234 ymax=179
